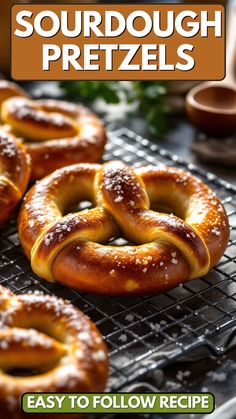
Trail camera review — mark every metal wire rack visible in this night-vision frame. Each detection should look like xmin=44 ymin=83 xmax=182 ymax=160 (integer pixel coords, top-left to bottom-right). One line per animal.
xmin=0 ymin=123 xmax=236 ymax=391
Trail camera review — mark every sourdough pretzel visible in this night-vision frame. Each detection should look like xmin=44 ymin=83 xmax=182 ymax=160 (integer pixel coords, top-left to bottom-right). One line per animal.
xmin=18 ymin=161 xmax=229 ymax=295
xmin=0 ymin=81 xmax=106 ymax=180
xmin=0 ymin=285 xmax=108 ymax=419
xmin=0 ymin=80 xmax=29 ymax=103
xmin=0 ymin=127 xmax=31 ymax=226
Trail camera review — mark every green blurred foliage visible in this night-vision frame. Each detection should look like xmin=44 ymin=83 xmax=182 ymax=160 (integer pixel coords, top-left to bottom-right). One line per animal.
xmin=60 ymin=81 xmax=168 ymax=136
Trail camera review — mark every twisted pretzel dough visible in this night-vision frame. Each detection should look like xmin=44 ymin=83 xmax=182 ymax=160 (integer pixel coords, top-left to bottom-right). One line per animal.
xmin=0 ymin=126 xmax=31 ymax=226
xmin=0 ymin=80 xmax=29 ymax=103
xmin=18 ymin=161 xmax=229 ymax=295
xmin=0 ymin=81 xmax=106 ymax=180
xmin=0 ymin=285 xmax=108 ymax=418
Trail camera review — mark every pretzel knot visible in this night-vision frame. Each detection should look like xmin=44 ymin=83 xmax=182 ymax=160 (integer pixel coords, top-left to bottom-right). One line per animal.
xmin=0 ymin=81 xmax=106 ymax=180
xmin=0 ymin=285 xmax=108 ymax=418
xmin=18 ymin=161 xmax=229 ymax=295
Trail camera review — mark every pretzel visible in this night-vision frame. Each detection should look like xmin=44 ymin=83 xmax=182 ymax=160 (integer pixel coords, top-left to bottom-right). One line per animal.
xmin=0 ymin=126 xmax=31 ymax=226
xmin=18 ymin=161 xmax=229 ymax=295
xmin=0 ymin=80 xmax=29 ymax=103
xmin=0 ymin=81 xmax=106 ymax=180
xmin=0 ymin=285 xmax=108 ymax=418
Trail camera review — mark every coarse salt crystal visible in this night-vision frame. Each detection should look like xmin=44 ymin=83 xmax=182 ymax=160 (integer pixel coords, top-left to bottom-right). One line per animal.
xmin=114 ymin=196 xmax=123 ymax=203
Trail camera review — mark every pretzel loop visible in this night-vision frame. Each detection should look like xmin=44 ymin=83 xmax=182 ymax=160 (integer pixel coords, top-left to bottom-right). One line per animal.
xmin=0 ymin=285 xmax=108 ymax=417
xmin=18 ymin=161 xmax=229 ymax=295
xmin=0 ymin=81 xmax=107 ymax=180
xmin=2 ymin=97 xmax=78 ymax=141
xmin=31 ymin=208 xmax=119 ymax=281
xmin=0 ymin=328 xmax=66 ymax=371
xmin=97 ymin=161 xmax=210 ymax=278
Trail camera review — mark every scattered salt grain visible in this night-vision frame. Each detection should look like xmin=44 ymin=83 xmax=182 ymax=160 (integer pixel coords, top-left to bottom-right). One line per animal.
xmin=110 ymin=269 xmax=116 ymax=276
xmin=114 ymin=196 xmax=123 ymax=203
xmin=118 ymin=334 xmax=128 ymax=343
xmin=0 ymin=341 xmax=8 ymax=350
xmin=207 ymin=371 xmax=226 ymax=382
xmin=93 ymin=350 xmax=106 ymax=361
xmin=212 ymin=227 xmax=220 ymax=236
xmin=125 ymin=314 xmax=134 ymax=322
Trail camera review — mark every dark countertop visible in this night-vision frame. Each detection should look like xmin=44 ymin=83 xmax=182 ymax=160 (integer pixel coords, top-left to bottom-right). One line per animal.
xmin=128 ymin=116 xmax=236 ymax=187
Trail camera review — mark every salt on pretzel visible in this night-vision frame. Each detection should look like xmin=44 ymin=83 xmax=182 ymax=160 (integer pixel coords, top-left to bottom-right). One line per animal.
xmin=0 ymin=285 xmax=108 ymax=418
xmin=0 ymin=81 xmax=107 ymax=180
xmin=0 ymin=126 xmax=31 ymax=226
xmin=18 ymin=161 xmax=229 ymax=295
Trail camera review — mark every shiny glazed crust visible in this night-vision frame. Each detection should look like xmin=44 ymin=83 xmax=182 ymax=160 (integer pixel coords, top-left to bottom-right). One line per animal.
xmin=0 ymin=285 xmax=108 ymax=419
xmin=0 ymin=127 xmax=31 ymax=226
xmin=0 ymin=81 xmax=107 ymax=180
xmin=18 ymin=161 xmax=230 ymax=295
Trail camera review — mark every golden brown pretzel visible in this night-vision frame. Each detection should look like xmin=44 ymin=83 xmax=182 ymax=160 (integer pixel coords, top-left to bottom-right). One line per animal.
xmin=0 ymin=126 xmax=31 ymax=226
xmin=0 ymin=81 xmax=106 ymax=180
xmin=0 ymin=80 xmax=29 ymax=103
xmin=0 ymin=284 xmax=108 ymax=419
xmin=18 ymin=161 xmax=229 ymax=295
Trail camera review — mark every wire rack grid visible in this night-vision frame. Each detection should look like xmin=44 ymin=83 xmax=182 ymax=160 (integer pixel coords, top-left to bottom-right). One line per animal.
xmin=0 ymin=123 xmax=236 ymax=391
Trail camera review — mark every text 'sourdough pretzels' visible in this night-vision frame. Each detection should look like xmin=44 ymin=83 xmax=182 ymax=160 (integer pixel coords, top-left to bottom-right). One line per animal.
xmin=0 ymin=285 xmax=108 ymax=418
xmin=18 ymin=161 xmax=229 ymax=295
xmin=0 ymin=81 xmax=107 ymax=180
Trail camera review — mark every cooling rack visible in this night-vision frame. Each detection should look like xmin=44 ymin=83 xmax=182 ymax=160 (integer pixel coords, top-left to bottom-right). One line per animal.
xmin=0 ymin=123 xmax=236 ymax=391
